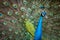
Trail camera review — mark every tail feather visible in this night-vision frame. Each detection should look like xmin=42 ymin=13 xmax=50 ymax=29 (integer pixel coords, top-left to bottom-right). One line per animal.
xmin=0 ymin=0 xmax=60 ymax=40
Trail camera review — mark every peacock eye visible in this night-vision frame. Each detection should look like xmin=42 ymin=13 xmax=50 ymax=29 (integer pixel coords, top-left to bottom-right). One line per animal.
xmin=27 ymin=8 xmax=32 ymax=13
xmin=0 ymin=13 xmax=3 ymax=17
xmin=49 ymin=12 xmax=54 ymax=16
xmin=21 ymin=15 xmax=25 ymax=19
xmin=15 ymin=12 xmax=19 ymax=16
xmin=32 ymin=5 xmax=36 ymax=9
xmin=29 ymin=16 xmax=34 ymax=20
xmin=2 ymin=31 xmax=6 ymax=35
xmin=11 ymin=20 xmax=17 ymax=23
xmin=23 ymin=0 xmax=28 ymax=5
xmin=9 ymin=27 xmax=13 ymax=31
xmin=9 ymin=35 xmax=12 ymax=39
xmin=18 ymin=18 xmax=22 ymax=22
xmin=20 ymin=7 xmax=26 ymax=12
xmin=3 ymin=21 xmax=7 ymax=25
xmin=15 ymin=30 xmax=19 ymax=35
xmin=3 ymin=1 xmax=10 ymax=6
xmin=7 ymin=10 xmax=13 ymax=16
xmin=25 ymin=32 xmax=31 ymax=39
xmin=12 ymin=4 xmax=18 ymax=9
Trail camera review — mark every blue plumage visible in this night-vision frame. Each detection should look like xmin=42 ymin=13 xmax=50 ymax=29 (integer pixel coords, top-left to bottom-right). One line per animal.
xmin=34 ymin=11 xmax=46 ymax=40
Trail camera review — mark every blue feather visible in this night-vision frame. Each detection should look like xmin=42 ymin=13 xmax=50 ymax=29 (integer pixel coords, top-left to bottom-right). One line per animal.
xmin=34 ymin=16 xmax=43 ymax=40
xmin=34 ymin=11 xmax=46 ymax=40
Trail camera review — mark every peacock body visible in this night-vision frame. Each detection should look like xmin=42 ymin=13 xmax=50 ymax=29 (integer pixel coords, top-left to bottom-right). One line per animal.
xmin=0 ymin=0 xmax=60 ymax=40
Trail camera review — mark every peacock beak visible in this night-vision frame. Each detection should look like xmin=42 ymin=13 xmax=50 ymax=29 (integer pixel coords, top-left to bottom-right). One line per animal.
xmin=45 ymin=15 xmax=48 ymax=19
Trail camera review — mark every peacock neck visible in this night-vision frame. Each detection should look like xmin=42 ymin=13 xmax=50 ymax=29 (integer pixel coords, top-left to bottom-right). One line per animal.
xmin=34 ymin=16 xmax=43 ymax=40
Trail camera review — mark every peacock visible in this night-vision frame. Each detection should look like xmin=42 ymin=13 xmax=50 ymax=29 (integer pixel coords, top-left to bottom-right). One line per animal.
xmin=0 ymin=0 xmax=60 ymax=40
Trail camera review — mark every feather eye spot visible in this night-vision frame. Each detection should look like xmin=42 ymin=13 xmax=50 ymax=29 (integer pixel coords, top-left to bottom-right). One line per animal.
xmin=0 ymin=13 xmax=3 ymax=17
xmin=12 ymin=4 xmax=18 ymax=9
xmin=3 ymin=1 xmax=10 ymax=6
xmin=7 ymin=10 xmax=13 ymax=16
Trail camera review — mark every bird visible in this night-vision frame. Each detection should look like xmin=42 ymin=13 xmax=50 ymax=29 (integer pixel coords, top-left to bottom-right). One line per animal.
xmin=34 ymin=11 xmax=46 ymax=40
xmin=0 ymin=0 xmax=42 ymax=40
xmin=0 ymin=0 xmax=60 ymax=40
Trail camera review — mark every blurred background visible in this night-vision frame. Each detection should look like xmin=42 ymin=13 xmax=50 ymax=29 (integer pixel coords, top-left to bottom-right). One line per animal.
xmin=0 ymin=0 xmax=60 ymax=40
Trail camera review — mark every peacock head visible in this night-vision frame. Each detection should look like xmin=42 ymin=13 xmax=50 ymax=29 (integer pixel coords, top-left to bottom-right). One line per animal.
xmin=41 ymin=11 xmax=48 ymax=19
xmin=41 ymin=11 xmax=46 ymax=17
